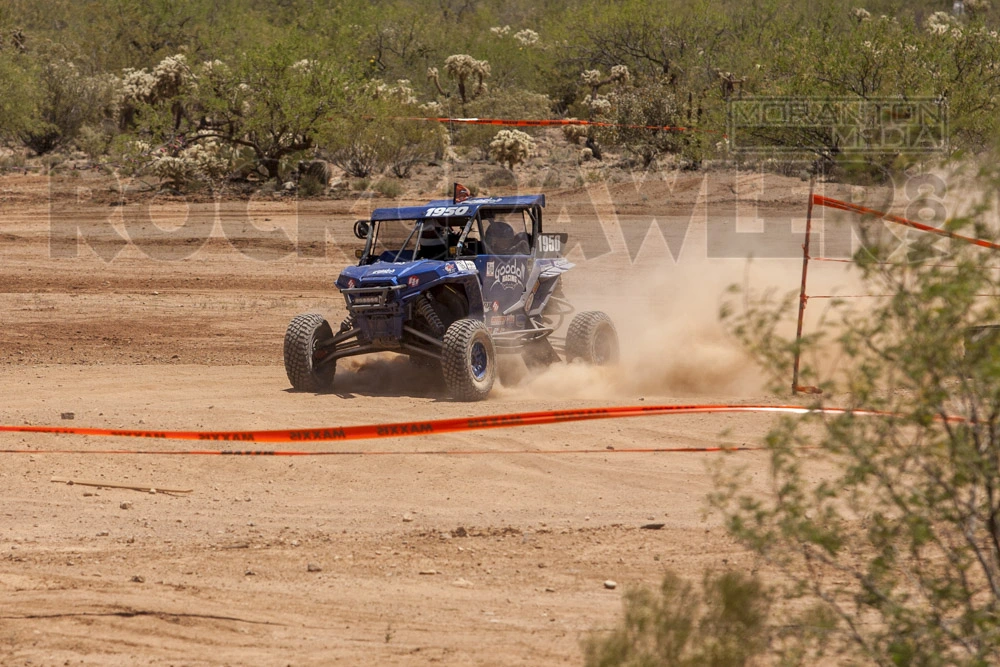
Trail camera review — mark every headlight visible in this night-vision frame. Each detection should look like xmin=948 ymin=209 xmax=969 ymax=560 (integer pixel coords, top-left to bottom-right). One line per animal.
xmin=350 ymin=293 xmax=383 ymax=306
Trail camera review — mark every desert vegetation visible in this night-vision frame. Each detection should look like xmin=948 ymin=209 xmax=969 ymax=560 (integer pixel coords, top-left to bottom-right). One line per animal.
xmin=0 ymin=0 xmax=996 ymax=192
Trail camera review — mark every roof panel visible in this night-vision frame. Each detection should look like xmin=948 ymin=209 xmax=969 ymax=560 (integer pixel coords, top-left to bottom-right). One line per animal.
xmin=370 ymin=194 xmax=545 ymax=222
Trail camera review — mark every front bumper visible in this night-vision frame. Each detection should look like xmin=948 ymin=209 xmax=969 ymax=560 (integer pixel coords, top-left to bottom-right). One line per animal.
xmin=342 ymin=284 xmax=407 ymax=347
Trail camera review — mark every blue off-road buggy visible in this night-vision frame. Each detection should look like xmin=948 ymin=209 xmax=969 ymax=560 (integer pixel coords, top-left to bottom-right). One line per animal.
xmin=283 ymin=191 xmax=618 ymax=400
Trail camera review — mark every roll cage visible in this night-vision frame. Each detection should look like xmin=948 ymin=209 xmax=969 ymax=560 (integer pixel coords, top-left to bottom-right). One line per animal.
xmin=359 ymin=199 xmax=545 ymax=264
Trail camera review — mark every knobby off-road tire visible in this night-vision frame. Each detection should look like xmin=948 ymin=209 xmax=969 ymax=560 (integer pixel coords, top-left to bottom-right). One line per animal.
xmin=442 ymin=318 xmax=496 ymax=401
xmin=284 ymin=313 xmax=336 ymax=392
xmin=566 ymin=311 xmax=619 ymax=365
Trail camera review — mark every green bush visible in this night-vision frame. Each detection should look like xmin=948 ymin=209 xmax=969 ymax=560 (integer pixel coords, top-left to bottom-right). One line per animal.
xmin=718 ymin=166 xmax=1000 ymax=663
xmin=3 ymin=0 xmax=1000 ymax=181
xmin=479 ymin=166 xmax=517 ymax=189
xmin=584 ymin=569 xmax=771 ymax=667
xmin=452 ymin=89 xmax=552 ymax=157
xmin=373 ymin=177 xmax=404 ymax=198
xmin=322 ymin=88 xmax=443 ymax=178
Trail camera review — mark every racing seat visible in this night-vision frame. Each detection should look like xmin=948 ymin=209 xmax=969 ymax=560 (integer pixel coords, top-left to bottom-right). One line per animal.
xmin=510 ymin=232 xmax=530 ymax=254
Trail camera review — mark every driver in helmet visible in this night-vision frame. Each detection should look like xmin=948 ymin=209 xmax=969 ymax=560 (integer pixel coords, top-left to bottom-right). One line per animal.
xmin=418 ymin=218 xmax=449 ymax=260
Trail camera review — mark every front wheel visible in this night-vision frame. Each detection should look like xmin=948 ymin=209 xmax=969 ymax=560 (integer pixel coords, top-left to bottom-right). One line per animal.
xmin=566 ymin=311 xmax=619 ymax=365
xmin=442 ymin=319 xmax=496 ymax=401
xmin=284 ymin=313 xmax=337 ymax=391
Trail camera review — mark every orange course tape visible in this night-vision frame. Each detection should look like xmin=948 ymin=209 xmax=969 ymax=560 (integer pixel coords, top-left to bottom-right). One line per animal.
xmin=0 ymin=403 xmax=939 ymax=456
xmin=812 ymin=195 xmax=1000 ymax=252
xmin=393 ymin=116 xmax=724 ymax=137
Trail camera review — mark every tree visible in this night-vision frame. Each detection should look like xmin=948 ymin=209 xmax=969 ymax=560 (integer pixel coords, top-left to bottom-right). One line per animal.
xmin=0 ymin=52 xmax=38 ymax=141
xmin=182 ymin=44 xmax=351 ymax=179
xmin=21 ymin=57 xmax=118 ymax=154
xmin=717 ymin=170 xmax=1000 ymax=664
xmin=321 ymin=80 xmax=444 ymax=178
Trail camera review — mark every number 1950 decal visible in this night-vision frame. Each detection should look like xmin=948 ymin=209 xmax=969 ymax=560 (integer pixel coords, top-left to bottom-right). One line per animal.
xmin=425 ymin=205 xmax=470 ymax=217
xmin=536 ymin=233 xmax=568 ymax=255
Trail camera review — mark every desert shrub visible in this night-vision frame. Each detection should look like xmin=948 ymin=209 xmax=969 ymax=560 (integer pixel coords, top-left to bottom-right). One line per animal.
xmin=75 ymin=124 xmax=115 ymax=160
xmin=0 ymin=52 xmax=38 ymax=142
xmin=298 ymin=174 xmax=326 ymax=197
xmin=323 ymin=83 xmax=443 ymax=178
xmin=479 ymin=166 xmax=517 ymax=189
xmin=20 ymin=59 xmax=119 ymax=154
xmin=328 ymin=133 xmax=384 ymax=177
xmin=584 ymin=569 xmax=771 ymax=667
xmin=488 ymin=129 xmax=534 ymax=170
xmin=562 ymin=121 xmax=589 ymax=145
xmin=718 ymin=167 xmax=1000 ymax=663
xmin=453 ymin=89 xmax=552 ymax=156
xmin=382 ymin=118 xmax=446 ymax=178
xmin=119 ymin=46 xmax=350 ymax=181
xmin=592 ymin=77 xmax=685 ymax=168
xmin=373 ymin=177 xmax=404 ymax=198
xmin=136 ymin=137 xmax=241 ymax=191
xmin=541 ymin=169 xmax=561 ymax=188
xmin=295 ymin=159 xmax=331 ymax=195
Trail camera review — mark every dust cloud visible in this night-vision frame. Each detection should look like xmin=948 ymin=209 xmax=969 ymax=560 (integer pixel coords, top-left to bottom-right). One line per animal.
xmin=506 ymin=261 xmax=800 ymax=400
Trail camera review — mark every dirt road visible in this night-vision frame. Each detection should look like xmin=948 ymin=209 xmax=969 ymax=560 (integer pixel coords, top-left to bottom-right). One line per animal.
xmin=0 ymin=171 xmax=856 ymax=665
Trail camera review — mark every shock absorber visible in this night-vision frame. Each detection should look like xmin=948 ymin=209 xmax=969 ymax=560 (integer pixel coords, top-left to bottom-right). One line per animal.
xmin=339 ymin=313 xmax=355 ymax=332
xmin=416 ymin=295 xmax=445 ymax=336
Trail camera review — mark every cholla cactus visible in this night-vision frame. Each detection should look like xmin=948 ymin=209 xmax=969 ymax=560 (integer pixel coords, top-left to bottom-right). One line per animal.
xmin=582 ymin=66 xmax=629 ymax=89
xmin=514 ymin=29 xmax=540 ymax=47
xmin=488 ymin=129 xmax=534 ymax=171
xmin=582 ymin=94 xmax=612 ymax=115
xmin=715 ymin=69 xmax=746 ymax=100
xmin=149 ymin=153 xmax=197 ymax=187
xmin=151 ymin=54 xmax=192 ymax=99
xmin=562 ymin=121 xmax=589 ymax=145
xmin=147 ymin=138 xmax=239 ymax=190
xmin=966 ymin=0 xmax=992 ymax=16
xmin=368 ymin=78 xmax=418 ymax=105
xmin=490 ymin=25 xmax=511 ymax=37
xmin=580 ymin=65 xmax=629 ymax=118
xmin=926 ymin=11 xmax=956 ymax=35
xmin=419 ymin=100 xmax=443 ymax=114
xmin=442 ymin=54 xmax=491 ymax=103
xmin=120 ymin=68 xmax=158 ymax=104
xmin=119 ymin=54 xmax=193 ymax=106
xmin=184 ymin=139 xmax=239 ymax=183
xmin=610 ymin=65 xmax=630 ymax=83
xmin=581 ymin=70 xmax=603 ymax=87
xmin=851 ymin=7 xmax=871 ymax=22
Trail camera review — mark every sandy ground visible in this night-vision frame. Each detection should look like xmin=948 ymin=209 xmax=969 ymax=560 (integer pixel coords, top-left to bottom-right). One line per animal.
xmin=0 ymin=170 xmax=866 ymax=665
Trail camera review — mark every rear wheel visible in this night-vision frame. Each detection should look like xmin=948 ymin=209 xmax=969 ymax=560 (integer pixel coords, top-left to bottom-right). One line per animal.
xmin=284 ymin=313 xmax=337 ymax=391
xmin=566 ymin=311 xmax=619 ymax=365
xmin=442 ymin=319 xmax=496 ymax=401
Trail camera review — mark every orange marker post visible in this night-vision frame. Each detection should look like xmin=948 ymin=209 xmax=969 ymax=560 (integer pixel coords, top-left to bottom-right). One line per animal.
xmin=793 ymin=178 xmax=821 ymax=395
